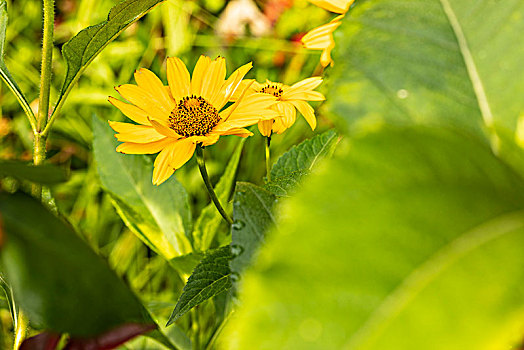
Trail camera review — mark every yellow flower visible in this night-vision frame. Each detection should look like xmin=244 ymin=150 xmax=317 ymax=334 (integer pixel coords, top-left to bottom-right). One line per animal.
xmin=301 ymin=0 xmax=354 ymax=67
xmin=309 ymin=0 xmax=353 ymax=14
xmin=109 ymin=55 xmax=278 ymax=185
xmin=233 ymin=77 xmax=325 ymax=137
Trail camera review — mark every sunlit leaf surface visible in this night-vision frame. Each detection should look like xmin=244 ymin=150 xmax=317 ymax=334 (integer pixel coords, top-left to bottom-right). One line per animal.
xmin=93 ymin=116 xmax=192 ymax=259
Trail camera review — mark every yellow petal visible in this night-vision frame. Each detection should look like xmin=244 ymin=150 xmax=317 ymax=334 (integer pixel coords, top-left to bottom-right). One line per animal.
xmin=320 ymin=43 xmax=336 ymax=67
xmin=168 ymin=138 xmax=197 ymax=170
xmin=167 ymin=57 xmax=190 ymax=102
xmin=272 ymin=117 xmax=288 ymax=134
xmin=275 ymin=102 xmax=297 ymax=128
xmin=301 ymin=16 xmax=343 ymax=50
xmin=149 ymin=118 xmax=182 ymax=139
xmin=213 ymin=62 xmax=253 ymax=109
xmin=218 ymin=92 xmax=278 ymax=131
xmin=222 ymin=127 xmax=253 ymax=138
xmin=190 ymin=55 xmax=212 ymax=96
xmin=191 ymin=133 xmax=220 ymax=147
xmin=282 ymin=77 xmax=324 ymax=100
xmin=115 ymin=84 xmax=170 ymax=121
xmin=290 ymin=100 xmax=317 ymax=130
xmin=201 ymin=57 xmax=226 ymax=102
xmin=108 ymin=97 xmax=149 ymax=125
xmin=108 ymin=121 xmax=166 ymax=143
xmin=225 ymin=79 xmax=255 ymax=103
xmin=116 ymin=138 xmax=172 ymax=154
xmin=153 ymin=144 xmax=176 ymax=185
xmin=308 ymin=0 xmax=354 ymax=14
xmin=152 ymin=138 xmax=196 ymax=185
xmin=134 ymin=68 xmax=175 ymax=110
xmin=258 ymin=120 xmax=273 ymax=137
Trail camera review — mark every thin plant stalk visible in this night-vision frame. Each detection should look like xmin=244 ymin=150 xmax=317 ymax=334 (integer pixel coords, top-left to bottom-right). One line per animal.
xmin=32 ymin=0 xmax=55 ymax=198
xmin=196 ymin=145 xmax=234 ymax=225
xmin=265 ymin=136 xmax=271 ymax=182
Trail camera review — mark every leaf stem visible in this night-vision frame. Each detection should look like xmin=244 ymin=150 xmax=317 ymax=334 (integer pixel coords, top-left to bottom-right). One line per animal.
xmin=13 ymin=311 xmax=27 ymax=350
xmin=33 ymin=0 xmax=54 ymax=197
xmin=265 ymin=136 xmax=271 ymax=182
xmin=196 ymin=145 xmax=234 ymax=226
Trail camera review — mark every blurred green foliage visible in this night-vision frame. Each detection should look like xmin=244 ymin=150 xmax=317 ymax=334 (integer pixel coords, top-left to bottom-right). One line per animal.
xmin=0 ymin=0 xmax=334 ymax=348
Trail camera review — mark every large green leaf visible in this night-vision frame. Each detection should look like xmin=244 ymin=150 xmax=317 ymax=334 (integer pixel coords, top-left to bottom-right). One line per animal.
xmin=328 ymin=0 xmax=524 ymax=143
xmin=55 ymin=0 xmax=165 ymax=111
xmin=0 ymin=0 xmax=34 ymax=125
xmin=266 ymin=130 xmax=337 ymax=196
xmin=192 ymin=139 xmax=245 ymax=251
xmin=93 ymin=116 xmax=192 ymax=259
xmin=223 ymin=126 xmax=524 ymax=349
xmin=167 ymin=246 xmax=232 ymax=326
xmin=0 ymin=192 xmax=154 ymax=337
xmin=230 ymin=182 xmax=276 ymax=279
xmin=0 ymin=160 xmax=68 ymax=185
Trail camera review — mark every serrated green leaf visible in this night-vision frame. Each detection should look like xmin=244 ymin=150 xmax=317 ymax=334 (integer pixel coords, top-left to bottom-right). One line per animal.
xmin=0 ymin=160 xmax=68 ymax=185
xmin=0 ymin=192 xmax=154 ymax=336
xmin=193 ymin=139 xmax=245 ymax=251
xmin=267 ymin=130 xmax=337 ymax=196
xmin=230 ymin=182 xmax=277 ymax=279
xmin=224 ymin=126 xmax=524 ymax=349
xmin=167 ymin=246 xmax=233 ymax=325
xmin=93 ymin=116 xmax=192 ymax=259
xmin=0 ymin=0 xmax=34 ymax=125
xmin=56 ymin=0 xmax=165 ymax=110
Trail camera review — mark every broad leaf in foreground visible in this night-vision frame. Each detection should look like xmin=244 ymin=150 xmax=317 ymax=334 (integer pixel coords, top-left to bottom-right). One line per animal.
xmin=266 ymin=130 xmax=337 ymax=196
xmin=55 ymin=0 xmax=165 ymax=111
xmin=0 ymin=192 xmax=154 ymax=336
xmin=93 ymin=116 xmax=192 ymax=259
xmin=193 ymin=139 xmax=245 ymax=251
xmin=167 ymin=246 xmax=232 ymax=325
xmin=222 ymin=126 xmax=524 ymax=349
xmin=230 ymin=182 xmax=276 ymax=279
xmin=328 ymin=0 xmax=524 ymax=144
xmin=0 ymin=0 xmax=34 ymax=125
xmin=0 ymin=160 xmax=68 ymax=185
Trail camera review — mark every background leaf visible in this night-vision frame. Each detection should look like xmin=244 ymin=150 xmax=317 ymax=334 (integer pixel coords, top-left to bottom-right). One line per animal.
xmin=223 ymin=126 xmax=524 ymax=349
xmin=56 ymin=0 xmax=165 ymax=108
xmin=0 ymin=160 xmax=68 ymax=185
xmin=93 ymin=116 xmax=192 ymax=259
xmin=0 ymin=192 xmax=154 ymax=337
xmin=230 ymin=182 xmax=276 ymax=279
xmin=0 ymin=0 xmax=34 ymax=124
xmin=266 ymin=130 xmax=337 ymax=196
xmin=167 ymin=246 xmax=232 ymax=325
xmin=192 ymin=139 xmax=245 ymax=251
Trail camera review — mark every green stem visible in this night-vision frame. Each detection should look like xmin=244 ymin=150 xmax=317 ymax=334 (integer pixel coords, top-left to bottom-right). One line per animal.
xmin=33 ymin=0 xmax=54 ymax=197
xmin=31 ymin=133 xmax=46 ymax=198
xmin=196 ymin=145 xmax=234 ymax=225
xmin=265 ymin=136 xmax=271 ymax=182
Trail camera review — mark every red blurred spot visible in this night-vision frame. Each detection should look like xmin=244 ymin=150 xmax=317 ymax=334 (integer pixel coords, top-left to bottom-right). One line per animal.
xmin=20 ymin=332 xmax=60 ymax=350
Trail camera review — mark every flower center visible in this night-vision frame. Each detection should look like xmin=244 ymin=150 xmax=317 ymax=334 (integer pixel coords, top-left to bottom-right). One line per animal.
xmin=169 ymin=95 xmax=221 ymax=137
xmin=260 ymin=84 xmax=283 ymax=98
